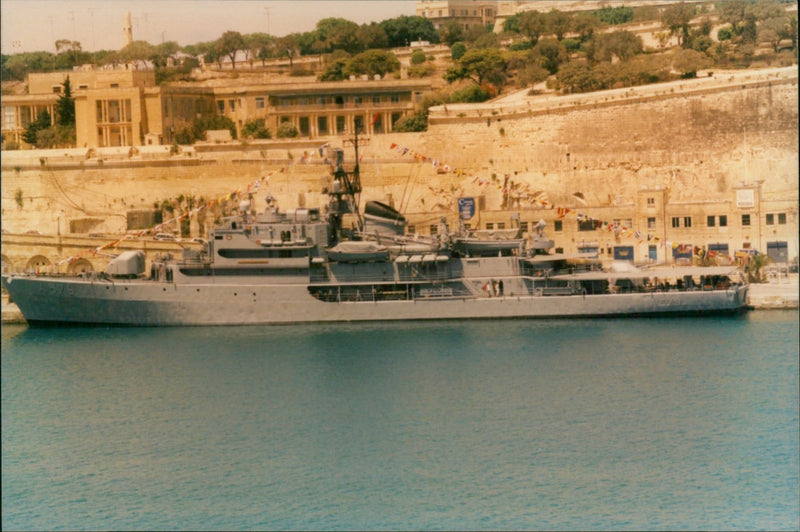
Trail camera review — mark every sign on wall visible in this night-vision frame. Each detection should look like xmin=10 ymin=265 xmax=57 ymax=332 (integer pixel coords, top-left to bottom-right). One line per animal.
xmin=458 ymin=197 xmax=475 ymax=220
xmin=736 ymin=189 xmax=755 ymax=208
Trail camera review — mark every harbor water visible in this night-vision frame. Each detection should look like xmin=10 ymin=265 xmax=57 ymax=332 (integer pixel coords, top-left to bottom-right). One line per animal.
xmin=2 ymin=311 xmax=798 ymax=530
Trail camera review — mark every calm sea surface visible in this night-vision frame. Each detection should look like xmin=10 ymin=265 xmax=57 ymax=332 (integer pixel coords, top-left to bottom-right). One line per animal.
xmin=2 ymin=311 xmax=798 ymax=531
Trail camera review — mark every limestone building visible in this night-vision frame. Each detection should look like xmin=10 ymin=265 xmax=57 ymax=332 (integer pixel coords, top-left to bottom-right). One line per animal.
xmin=2 ymin=70 xmax=430 ymax=148
xmin=405 ymin=184 xmax=797 ymax=266
xmin=416 ymin=0 xmax=499 ymax=30
xmin=212 ymin=78 xmax=431 ymax=138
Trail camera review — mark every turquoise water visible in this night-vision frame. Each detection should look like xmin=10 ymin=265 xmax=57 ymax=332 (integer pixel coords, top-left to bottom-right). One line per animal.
xmin=2 ymin=312 xmax=798 ymax=531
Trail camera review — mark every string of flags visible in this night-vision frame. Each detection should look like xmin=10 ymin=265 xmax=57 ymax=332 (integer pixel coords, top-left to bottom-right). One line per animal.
xmin=52 ymin=173 xmax=276 ymax=268
xmin=388 ymin=143 xmax=742 ymax=264
xmin=296 ymin=142 xmax=330 ymax=164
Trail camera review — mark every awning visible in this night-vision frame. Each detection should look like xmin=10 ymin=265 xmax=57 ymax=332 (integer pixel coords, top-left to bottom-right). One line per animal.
xmin=436 ymin=255 xmax=450 ymax=262
xmin=409 ymin=255 xmax=423 ymax=264
xmin=395 ymin=255 xmax=410 ymax=264
xmin=422 ymin=254 xmax=437 ymax=263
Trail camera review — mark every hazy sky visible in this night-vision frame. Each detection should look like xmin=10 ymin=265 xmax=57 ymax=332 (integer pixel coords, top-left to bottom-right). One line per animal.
xmin=1 ymin=0 xmax=416 ymax=54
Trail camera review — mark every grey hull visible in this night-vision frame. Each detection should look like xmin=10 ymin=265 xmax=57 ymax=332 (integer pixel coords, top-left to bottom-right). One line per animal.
xmin=3 ymin=275 xmax=748 ymax=326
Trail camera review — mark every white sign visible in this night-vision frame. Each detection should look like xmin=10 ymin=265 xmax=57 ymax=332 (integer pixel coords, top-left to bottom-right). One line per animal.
xmin=736 ymin=189 xmax=755 ymax=208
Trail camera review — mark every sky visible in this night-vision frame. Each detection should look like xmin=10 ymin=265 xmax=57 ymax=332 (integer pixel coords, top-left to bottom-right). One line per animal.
xmin=0 ymin=0 xmax=416 ymax=54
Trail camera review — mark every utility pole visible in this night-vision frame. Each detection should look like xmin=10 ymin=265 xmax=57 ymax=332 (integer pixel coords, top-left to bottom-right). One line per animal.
xmin=88 ymin=7 xmax=97 ymax=51
xmin=264 ymin=6 xmax=273 ymax=35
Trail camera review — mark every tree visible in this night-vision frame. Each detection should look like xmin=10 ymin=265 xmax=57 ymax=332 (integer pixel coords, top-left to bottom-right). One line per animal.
xmin=445 ymin=48 xmax=509 ymax=92
xmin=392 ymin=112 xmax=428 ymax=132
xmin=439 ymin=21 xmax=464 ymax=47
xmin=661 ymin=2 xmax=696 ymax=47
xmin=718 ymin=0 xmax=747 ymax=33
xmin=357 ymin=23 xmax=389 ymax=51
xmin=218 ymin=31 xmax=245 ymax=69
xmin=150 ymin=41 xmax=180 ymax=68
xmin=315 ymin=17 xmax=361 ymax=53
xmin=319 ymin=52 xmax=350 ymax=81
xmin=531 ymin=38 xmax=566 ymax=74
xmin=380 ymin=16 xmax=438 ymax=48
xmin=120 ymin=40 xmax=155 ymax=68
xmin=517 ymin=63 xmax=550 ymax=87
xmin=343 ymin=49 xmax=400 ymax=78
xmin=241 ymin=118 xmax=271 ymax=139
xmin=556 ymin=61 xmax=600 ymax=93
xmin=276 ymin=34 xmax=301 ymax=67
xmin=758 ymin=17 xmax=786 ymax=51
xmin=518 ymin=10 xmax=546 ymax=46
xmin=745 ymin=251 xmax=772 ymax=283
xmin=573 ymin=13 xmax=601 ymax=42
xmin=243 ymin=33 xmax=272 ymax=68
xmin=451 ymin=42 xmax=467 ymax=60
xmin=276 ymin=122 xmax=299 ymax=138
xmin=592 ymin=6 xmax=634 ymax=25
xmin=671 ymin=48 xmax=712 ymax=77
xmin=55 ymin=76 xmax=75 ymax=127
xmin=22 ymin=109 xmax=51 ymax=145
xmin=546 ymin=10 xmax=572 ymax=41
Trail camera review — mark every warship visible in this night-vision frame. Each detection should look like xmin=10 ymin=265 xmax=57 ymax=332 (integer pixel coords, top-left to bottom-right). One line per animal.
xmin=1 ymin=141 xmax=748 ymax=326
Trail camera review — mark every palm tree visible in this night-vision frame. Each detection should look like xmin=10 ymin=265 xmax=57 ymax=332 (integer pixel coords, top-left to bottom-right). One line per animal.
xmin=745 ymin=252 xmax=772 ymax=283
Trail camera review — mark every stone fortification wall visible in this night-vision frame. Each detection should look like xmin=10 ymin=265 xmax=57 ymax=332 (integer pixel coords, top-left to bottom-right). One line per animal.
xmin=409 ymin=80 xmax=797 ymax=213
xmin=1 ymin=73 xmax=797 ymax=237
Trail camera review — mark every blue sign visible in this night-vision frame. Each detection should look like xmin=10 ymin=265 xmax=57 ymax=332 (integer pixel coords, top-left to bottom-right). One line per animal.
xmin=458 ymin=197 xmax=475 ymax=220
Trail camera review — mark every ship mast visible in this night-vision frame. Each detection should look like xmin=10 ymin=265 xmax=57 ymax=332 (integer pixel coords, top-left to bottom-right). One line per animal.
xmin=327 ymin=128 xmax=365 ymax=245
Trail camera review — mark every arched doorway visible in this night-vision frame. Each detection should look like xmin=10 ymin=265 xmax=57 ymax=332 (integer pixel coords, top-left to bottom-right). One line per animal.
xmin=1 ymin=254 xmax=12 ymax=274
xmin=25 ymin=255 xmax=52 ymax=272
xmin=66 ymin=258 xmax=94 ymax=274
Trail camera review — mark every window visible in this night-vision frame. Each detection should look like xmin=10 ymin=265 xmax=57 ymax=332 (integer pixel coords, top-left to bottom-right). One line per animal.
xmin=683 ymin=216 xmax=692 ymax=228
xmin=624 ymin=218 xmax=633 ymax=228
xmin=228 ymin=100 xmax=235 ymax=112
xmin=429 ymin=224 xmax=438 ymax=235
xmin=743 ymin=242 xmax=751 ymax=249
xmin=485 ymin=222 xmax=494 ymax=230
xmin=778 ymin=213 xmax=787 ymax=224
xmin=647 ymin=217 xmax=656 ymax=229
xmin=719 ymin=215 xmax=727 ymax=227
xmin=741 ymin=214 xmax=750 ymax=226
xmin=519 ymin=221 xmax=528 ymax=233
xmin=463 ymin=223 xmax=471 ymax=231
xmin=707 ymin=215 xmax=715 ymax=227
xmin=554 ymin=220 xmax=563 ymax=232
xmin=110 ymin=83 xmax=119 ymax=88
xmin=578 ymin=219 xmax=596 ymax=231
xmin=372 ymin=96 xmax=381 ymax=104
xmin=353 ymin=96 xmax=362 ymax=104
xmin=672 ymin=217 xmax=680 ymax=228
xmin=217 ymin=100 xmax=225 ymax=114
xmin=255 ymin=97 xmax=265 ymax=110
xmin=4 ymin=106 xmax=16 ymax=129
xmin=496 ymin=222 xmax=505 ymax=230
xmin=766 ymin=213 xmax=774 ymax=225
xmin=390 ymin=94 xmax=400 ymax=103
xmin=647 ymin=197 xmax=655 ymax=207
xmin=407 ymin=226 xmax=415 ymax=235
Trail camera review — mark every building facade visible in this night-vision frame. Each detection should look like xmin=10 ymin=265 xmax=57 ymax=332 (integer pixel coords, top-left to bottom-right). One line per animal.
xmin=406 ymin=184 xmax=798 ymax=266
xmin=2 ymin=70 xmax=430 ymax=148
xmin=212 ymin=79 xmax=430 ymax=139
xmin=416 ymin=0 xmax=499 ymax=30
